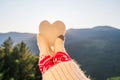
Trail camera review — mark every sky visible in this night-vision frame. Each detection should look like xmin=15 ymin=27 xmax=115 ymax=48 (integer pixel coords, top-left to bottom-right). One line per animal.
xmin=0 ymin=0 xmax=120 ymax=33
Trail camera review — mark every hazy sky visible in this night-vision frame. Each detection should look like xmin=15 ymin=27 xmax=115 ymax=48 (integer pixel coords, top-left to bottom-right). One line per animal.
xmin=0 ymin=0 xmax=120 ymax=33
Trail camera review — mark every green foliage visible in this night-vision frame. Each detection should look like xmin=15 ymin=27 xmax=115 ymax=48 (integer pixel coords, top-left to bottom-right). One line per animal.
xmin=107 ymin=76 xmax=120 ymax=80
xmin=0 ymin=37 xmax=42 ymax=80
xmin=2 ymin=37 xmax=13 ymax=53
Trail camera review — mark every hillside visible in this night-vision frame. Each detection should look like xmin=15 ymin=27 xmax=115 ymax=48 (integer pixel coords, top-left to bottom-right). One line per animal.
xmin=0 ymin=32 xmax=38 ymax=55
xmin=0 ymin=26 xmax=120 ymax=80
xmin=65 ymin=26 xmax=120 ymax=80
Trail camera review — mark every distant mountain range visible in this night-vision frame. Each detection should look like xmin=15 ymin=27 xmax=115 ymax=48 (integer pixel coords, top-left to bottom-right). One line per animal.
xmin=65 ymin=26 xmax=120 ymax=44
xmin=65 ymin=26 xmax=120 ymax=80
xmin=0 ymin=26 xmax=120 ymax=80
xmin=0 ymin=32 xmax=38 ymax=55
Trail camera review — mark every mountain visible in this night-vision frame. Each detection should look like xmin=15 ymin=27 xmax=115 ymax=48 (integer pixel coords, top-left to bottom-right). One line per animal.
xmin=93 ymin=26 xmax=119 ymax=30
xmin=65 ymin=26 xmax=120 ymax=80
xmin=0 ymin=32 xmax=35 ymax=44
xmin=65 ymin=26 xmax=120 ymax=44
xmin=0 ymin=32 xmax=39 ymax=55
xmin=0 ymin=26 xmax=120 ymax=80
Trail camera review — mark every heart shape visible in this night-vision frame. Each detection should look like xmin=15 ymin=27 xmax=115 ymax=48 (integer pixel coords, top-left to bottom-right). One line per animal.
xmin=39 ymin=20 xmax=66 ymax=46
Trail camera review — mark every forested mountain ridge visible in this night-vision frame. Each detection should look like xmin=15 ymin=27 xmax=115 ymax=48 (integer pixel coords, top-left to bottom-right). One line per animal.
xmin=65 ymin=26 xmax=120 ymax=80
xmin=0 ymin=26 xmax=120 ymax=80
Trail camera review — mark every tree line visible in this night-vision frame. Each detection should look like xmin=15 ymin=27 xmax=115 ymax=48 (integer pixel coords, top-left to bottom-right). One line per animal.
xmin=0 ymin=37 xmax=42 ymax=80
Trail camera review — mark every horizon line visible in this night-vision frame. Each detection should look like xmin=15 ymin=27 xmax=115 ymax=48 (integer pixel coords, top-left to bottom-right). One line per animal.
xmin=0 ymin=25 xmax=119 ymax=34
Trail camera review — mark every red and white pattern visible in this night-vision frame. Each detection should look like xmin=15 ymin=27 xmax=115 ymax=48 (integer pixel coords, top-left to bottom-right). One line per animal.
xmin=39 ymin=52 xmax=71 ymax=74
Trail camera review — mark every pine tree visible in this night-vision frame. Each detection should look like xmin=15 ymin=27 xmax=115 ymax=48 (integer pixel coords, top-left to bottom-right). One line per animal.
xmin=0 ymin=37 xmax=42 ymax=80
xmin=0 ymin=47 xmax=5 ymax=80
xmin=0 ymin=37 xmax=14 ymax=79
xmin=32 ymin=56 xmax=42 ymax=80
xmin=2 ymin=37 xmax=13 ymax=54
xmin=18 ymin=41 xmax=34 ymax=80
xmin=8 ymin=41 xmax=34 ymax=80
